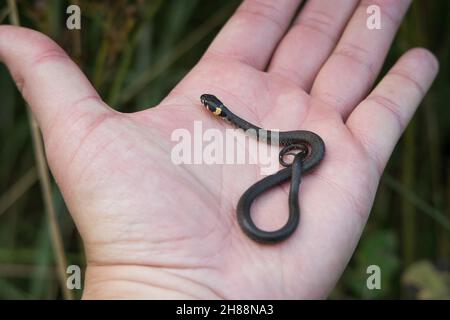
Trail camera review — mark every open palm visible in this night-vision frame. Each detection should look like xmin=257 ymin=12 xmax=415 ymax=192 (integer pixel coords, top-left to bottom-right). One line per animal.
xmin=0 ymin=0 xmax=437 ymax=299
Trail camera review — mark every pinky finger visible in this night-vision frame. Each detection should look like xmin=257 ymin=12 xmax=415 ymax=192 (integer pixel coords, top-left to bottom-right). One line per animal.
xmin=346 ymin=48 xmax=439 ymax=174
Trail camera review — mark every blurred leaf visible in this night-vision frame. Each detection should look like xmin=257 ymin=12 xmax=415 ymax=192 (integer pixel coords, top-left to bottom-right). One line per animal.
xmin=402 ymin=261 xmax=450 ymax=299
xmin=0 ymin=278 xmax=29 ymax=299
xmin=29 ymin=217 xmax=52 ymax=299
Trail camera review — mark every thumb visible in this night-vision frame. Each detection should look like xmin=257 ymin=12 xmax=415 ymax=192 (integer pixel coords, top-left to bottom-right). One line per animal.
xmin=0 ymin=25 xmax=112 ymax=139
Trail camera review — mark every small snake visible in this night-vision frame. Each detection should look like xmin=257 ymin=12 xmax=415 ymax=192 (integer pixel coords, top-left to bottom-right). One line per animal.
xmin=200 ymin=94 xmax=325 ymax=243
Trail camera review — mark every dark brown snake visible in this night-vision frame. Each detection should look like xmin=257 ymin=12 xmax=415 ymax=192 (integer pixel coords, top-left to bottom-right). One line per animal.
xmin=200 ymin=94 xmax=325 ymax=243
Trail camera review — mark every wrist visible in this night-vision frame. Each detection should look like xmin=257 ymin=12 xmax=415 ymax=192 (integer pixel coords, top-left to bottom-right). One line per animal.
xmin=82 ymin=264 xmax=222 ymax=299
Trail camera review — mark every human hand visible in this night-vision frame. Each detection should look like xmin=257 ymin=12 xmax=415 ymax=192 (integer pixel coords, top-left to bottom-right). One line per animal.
xmin=0 ymin=0 xmax=438 ymax=299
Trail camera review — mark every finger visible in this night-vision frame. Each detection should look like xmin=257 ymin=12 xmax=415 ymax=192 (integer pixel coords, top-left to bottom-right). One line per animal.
xmin=203 ymin=0 xmax=302 ymax=70
xmin=311 ymin=0 xmax=411 ymax=118
xmin=0 ymin=26 xmax=111 ymax=137
xmin=346 ymin=48 xmax=438 ymax=174
xmin=268 ymin=0 xmax=358 ymax=90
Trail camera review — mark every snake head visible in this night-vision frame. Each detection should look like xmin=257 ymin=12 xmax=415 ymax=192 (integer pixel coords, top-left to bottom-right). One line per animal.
xmin=200 ymin=94 xmax=225 ymax=117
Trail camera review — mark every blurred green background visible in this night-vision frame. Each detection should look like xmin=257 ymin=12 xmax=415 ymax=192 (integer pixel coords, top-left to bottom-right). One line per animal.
xmin=0 ymin=0 xmax=449 ymax=299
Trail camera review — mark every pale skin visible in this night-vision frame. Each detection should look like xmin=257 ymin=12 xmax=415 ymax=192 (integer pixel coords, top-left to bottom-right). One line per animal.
xmin=0 ymin=0 xmax=438 ymax=299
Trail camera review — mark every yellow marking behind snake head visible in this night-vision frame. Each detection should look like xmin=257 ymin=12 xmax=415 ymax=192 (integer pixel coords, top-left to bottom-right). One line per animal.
xmin=200 ymin=94 xmax=226 ymax=117
xmin=213 ymin=108 xmax=222 ymax=116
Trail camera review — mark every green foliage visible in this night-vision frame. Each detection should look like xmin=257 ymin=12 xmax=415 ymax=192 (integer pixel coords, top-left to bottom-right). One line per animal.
xmin=402 ymin=261 xmax=450 ymax=299
xmin=0 ymin=0 xmax=448 ymax=299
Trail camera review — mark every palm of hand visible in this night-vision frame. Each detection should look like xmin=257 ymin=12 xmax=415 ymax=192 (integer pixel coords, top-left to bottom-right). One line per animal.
xmin=52 ymin=57 xmax=376 ymax=299
xmin=0 ymin=0 xmax=437 ymax=299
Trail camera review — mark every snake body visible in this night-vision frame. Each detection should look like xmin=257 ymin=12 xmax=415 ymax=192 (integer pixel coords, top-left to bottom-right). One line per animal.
xmin=200 ymin=94 xmax=325 ymax=243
